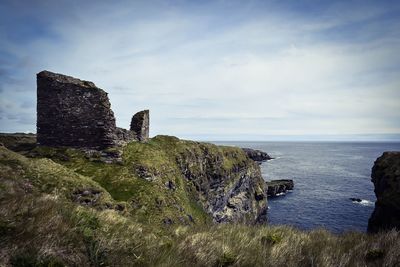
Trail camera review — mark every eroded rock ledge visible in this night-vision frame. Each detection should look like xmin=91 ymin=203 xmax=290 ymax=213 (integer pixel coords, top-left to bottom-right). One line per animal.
xmin=368 ymin=151 xmax=400 ymax=233
xmin=242 ymin=148 xmax=273 ymax=162
xmin=266 ymin=179 xmax=294 ymax=197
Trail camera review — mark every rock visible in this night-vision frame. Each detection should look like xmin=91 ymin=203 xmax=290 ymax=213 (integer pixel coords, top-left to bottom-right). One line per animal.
xmin=134 ymin=165 xmax=157 ymax=181
xmin=242 ymin=148 xmax=273 ymax=162
xmin=21 ymin=180 xmax=33 ymax=193
xmin=114 ymin=204 xmax=125 ymax=211
xmin=166 ymin=180 xmax=176 ymax=190
xmin=265 ymin=179 xmax=294 ymax=197
xmin=72 ymin=188 xmax=102 ymax=206
xmin=350 ymin=198 xmax=362 ymax=202
xmin=130 ymin=110 xmax=149 ymax=142
xmin=187 ymin=214 xmax=194 ymax=222
xmin=368 ymin=151 xmax=400 ymax=233
xmin=163 ymin=218 xmax=173 ymax=225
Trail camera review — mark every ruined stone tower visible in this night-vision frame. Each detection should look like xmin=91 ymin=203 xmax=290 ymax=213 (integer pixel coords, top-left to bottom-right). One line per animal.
xmin=130 ymin=110 xmax=149 ymax=142
xmin=37 ymin=70 xmax=147 ymax=148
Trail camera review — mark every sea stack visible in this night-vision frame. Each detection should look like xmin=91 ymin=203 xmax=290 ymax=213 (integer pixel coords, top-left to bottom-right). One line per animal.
xmin=368 ymin=152 xmax=400 ymax=233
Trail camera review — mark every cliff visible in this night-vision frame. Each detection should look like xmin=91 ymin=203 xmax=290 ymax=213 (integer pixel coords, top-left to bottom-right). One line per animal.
xmin=174 ymin=138 xmax=267 ymax=223
xmin=0 ymin=133 xmax=267 ymax=225
xmin=368 ymin=151 xmax=400 ymax=233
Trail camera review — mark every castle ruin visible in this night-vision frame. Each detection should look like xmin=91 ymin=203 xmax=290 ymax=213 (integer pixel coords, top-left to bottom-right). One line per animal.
xmin=37 ymin=70 xmax=149 ymax=149
xmin=130 ymin=109 xmax=149 ymax=142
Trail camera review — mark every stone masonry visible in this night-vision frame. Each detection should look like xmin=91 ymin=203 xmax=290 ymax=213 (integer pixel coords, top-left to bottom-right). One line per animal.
xmin=130 ymin=110 xmax=149 ymax=142
xmin=37 ymin=70 xmax=148 ymax=149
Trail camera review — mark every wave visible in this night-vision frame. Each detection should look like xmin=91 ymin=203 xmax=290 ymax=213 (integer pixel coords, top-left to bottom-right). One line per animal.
xmin=267 ymin=156 xmax=281 ymax=162
xmin=352 ymin=199 xmax=374 ymax=206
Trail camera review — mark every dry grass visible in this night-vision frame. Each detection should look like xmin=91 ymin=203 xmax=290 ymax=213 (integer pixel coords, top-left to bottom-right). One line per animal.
xmin=1 ymin=176 xmax=400 ymax=267
xmin=174 ymin=225 xmax=400 ymax=267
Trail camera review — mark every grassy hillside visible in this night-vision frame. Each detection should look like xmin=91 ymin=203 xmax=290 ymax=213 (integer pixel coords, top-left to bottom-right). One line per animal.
xmin=0 ymin=136 xmax=399 ymax=266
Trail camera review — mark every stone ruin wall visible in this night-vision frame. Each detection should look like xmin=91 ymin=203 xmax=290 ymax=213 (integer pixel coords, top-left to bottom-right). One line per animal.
xmin=37 ymin=70 xmax=149 ymax=149
xmin=130 ymin=110 xmax=149 ymax=142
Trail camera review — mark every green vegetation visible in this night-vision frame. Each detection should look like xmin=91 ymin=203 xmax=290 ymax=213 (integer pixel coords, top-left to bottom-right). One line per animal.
xmin=26 ymin=136 xmax=215 ymax=228
xmin=1 ymin=136 xmax=399 ymax=266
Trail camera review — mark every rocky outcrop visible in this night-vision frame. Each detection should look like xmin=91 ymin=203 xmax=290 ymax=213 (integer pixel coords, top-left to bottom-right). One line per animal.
xmin=368 ymin=152 xmax=400 ymax=233
xmin=242 ymin=148 xmax=272 ymax=162
xmin=130 ymin=110 xmax=149 ymax=142
xmin=266 ymin=179 xmax=294 ymax=197
xmin=174 ymin=139 xmax=268 ymax=223
xmin=36 ymin=71 xmax=149 ymax=149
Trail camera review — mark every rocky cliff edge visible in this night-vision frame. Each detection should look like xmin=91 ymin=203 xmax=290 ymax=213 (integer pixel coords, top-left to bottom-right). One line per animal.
xmin=0 ymin=133 xmax=267 ymax=225
xmin=368 ymin=151 xmax=400 ymax=233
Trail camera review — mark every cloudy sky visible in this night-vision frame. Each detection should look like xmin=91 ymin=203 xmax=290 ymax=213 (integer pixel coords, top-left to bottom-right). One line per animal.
xmin=1 ymin=0 xmax=400 ymax=140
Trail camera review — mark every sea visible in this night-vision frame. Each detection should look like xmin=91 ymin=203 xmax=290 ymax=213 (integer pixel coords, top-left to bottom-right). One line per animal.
xmin=213 ymin=141 xmax=400 ymax=233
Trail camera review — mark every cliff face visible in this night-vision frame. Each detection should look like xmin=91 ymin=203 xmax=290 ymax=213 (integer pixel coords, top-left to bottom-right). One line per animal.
xmin=368 ymin=152 xmax=400 ymax=233
xmin=175 ymin=140 xmax=267 ymax=223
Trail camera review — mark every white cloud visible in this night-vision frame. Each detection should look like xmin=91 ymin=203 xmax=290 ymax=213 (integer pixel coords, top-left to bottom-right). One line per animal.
xmin=0 ymin=1 xmax=399 ymax=139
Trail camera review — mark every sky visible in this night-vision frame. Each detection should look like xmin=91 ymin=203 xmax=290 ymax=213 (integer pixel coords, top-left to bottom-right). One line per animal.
xmin=1 ymin=0 xmax=400 ymax=141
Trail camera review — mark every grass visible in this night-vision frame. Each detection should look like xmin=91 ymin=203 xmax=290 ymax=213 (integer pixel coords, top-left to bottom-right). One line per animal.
xmin=26 ymin=138 xmax=212 ymax=229
xmin=0 ymin=137 xmax=399 ymax=266
xmin=24 ymin=135 xmax=263 ymax=226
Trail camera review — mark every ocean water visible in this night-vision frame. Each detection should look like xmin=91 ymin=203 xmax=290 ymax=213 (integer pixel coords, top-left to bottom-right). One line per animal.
xmin=213 ymin=141 xmax=400 ymax=233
